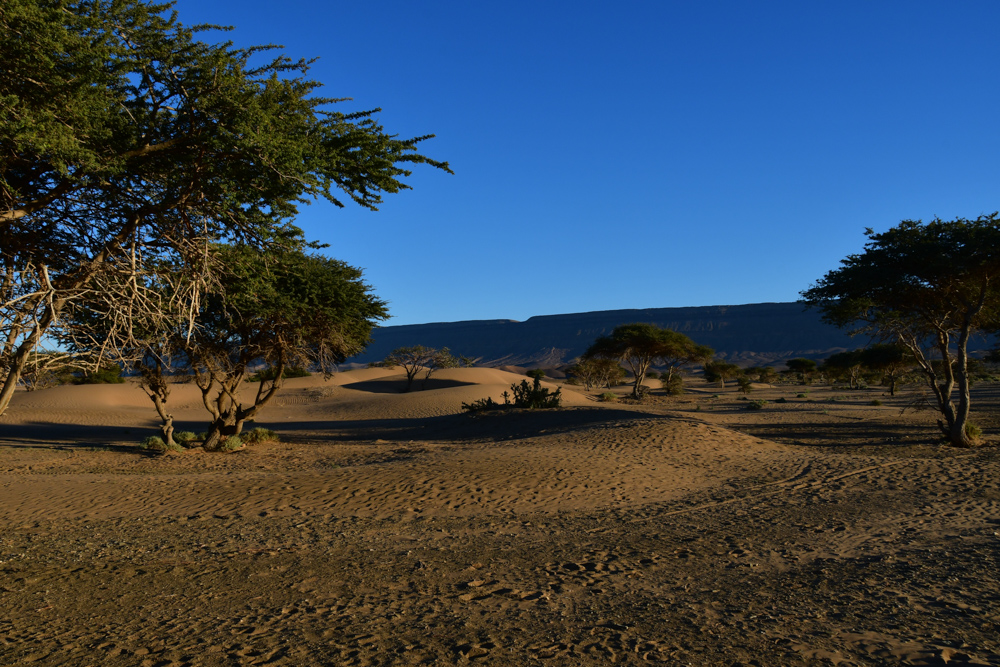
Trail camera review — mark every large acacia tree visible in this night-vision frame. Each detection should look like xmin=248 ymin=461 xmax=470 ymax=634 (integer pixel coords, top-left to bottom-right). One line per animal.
xmin=0 ymin=0 xmax=449 ymax=415
xmin=802 ymin=215 xmax=1000 ymax=447
xmin=584 ymin=323 xmax=712 ymax=398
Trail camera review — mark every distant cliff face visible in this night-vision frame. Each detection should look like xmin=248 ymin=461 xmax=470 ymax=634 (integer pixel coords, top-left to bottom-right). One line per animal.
xmin=348 ymin=302 xmax=875 ymax=368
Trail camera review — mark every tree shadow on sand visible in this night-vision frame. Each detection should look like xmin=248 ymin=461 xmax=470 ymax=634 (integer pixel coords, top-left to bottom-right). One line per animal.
xmin=341 ymin=376 xmax=476 ymax=394
xmin=274 ymin=407 xmax=673 ymax=446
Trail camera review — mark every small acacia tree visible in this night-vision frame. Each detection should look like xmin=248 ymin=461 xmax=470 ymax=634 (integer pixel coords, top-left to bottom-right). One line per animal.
xmin=187 ymin=244 xmax=387 ymax=450
xmin=584 ymin=323 xmax=711 ymax=399
xmin=383 ymin=345 xmax=459 ymax=392
xmin=802 ymin=215 xmax=1000 ymax=447
xmin=569 ymin=358 xmax=625 ymax=390
xmin=822 ymin=350 xmax=866 ymax=389
xmin=785 ymin=358 xmax=818 ymax=384
xmin=703 ymin=360 xmax=742 ymax=389
xmin=860 ymin=343 xmax=913 ymax=396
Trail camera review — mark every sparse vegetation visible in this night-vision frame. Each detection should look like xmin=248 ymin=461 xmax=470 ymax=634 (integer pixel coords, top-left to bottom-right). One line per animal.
xmin=599 ymin=392 xmax=618 ymax=403
xmin=248 ymin=366 xmax=312 ymax=383
xmin=139 ymin=435 xmax=183 ymax=453
xmin=462 ymin=376 xmax=562 ymax=412
xmin=746 ymin=399 xmax=767 ymax=410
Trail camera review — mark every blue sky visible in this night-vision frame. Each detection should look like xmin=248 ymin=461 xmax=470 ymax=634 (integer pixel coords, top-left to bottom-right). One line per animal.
xmin=172 ymin=0 xmax=1000 ymax=326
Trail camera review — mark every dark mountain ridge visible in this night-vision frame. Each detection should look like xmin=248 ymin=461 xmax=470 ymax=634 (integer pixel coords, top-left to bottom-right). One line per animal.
xmin=348 ymin=301 xmax=917 ymax=369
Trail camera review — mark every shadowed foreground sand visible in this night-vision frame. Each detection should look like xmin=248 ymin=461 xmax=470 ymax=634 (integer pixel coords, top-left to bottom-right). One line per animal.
xmin=1 ymin=368 xmax=999 ymax=665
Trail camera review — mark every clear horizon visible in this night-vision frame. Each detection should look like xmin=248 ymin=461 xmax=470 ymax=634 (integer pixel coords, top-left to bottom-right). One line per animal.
xmin=171 ymin=0 xmax=1000 ymax=326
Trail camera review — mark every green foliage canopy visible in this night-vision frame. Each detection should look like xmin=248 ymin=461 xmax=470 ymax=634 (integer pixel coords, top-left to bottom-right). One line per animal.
xmin=584 ymin=323 xmax=712 ymax=399
xmin=0 ymin=0 xmax=449 ymax=415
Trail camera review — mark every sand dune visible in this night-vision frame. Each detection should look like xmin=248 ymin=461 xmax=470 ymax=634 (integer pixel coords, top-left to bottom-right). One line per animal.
xmin=0 ymin=376 xmax=998 ymax=665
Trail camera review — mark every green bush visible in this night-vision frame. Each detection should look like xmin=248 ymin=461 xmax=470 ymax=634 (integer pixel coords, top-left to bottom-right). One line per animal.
xmin=870 ymin=399 xmax=883 ymax=406
xmin=775 ymin=397 xmax=788 ymax=404
xmin=796 ymin=393 xmax=807 ymax=398
xmin=660 ymin=374 xmax=684 ymax=396
xmin=73 ymin=364 xmax=126 ymax=384
xmin=220 ymin=435 xmax=245 ymax=452
xmin=526 ymin=369 xmax=546 ymax=380
xmin=139 ymin=435 xmax=183 ymax=453
xmin=242 ymin=427 xmax=278 ymax=445
xmin=248 ymin=366 xmax=311 ymax=382
xmin=965 ymin=422 xmax=983 ymax=443
xmin=599 ymin=392 xmax=618 ymax=403
xmin=746 ymin=399 xmax=767 ymax=410
xmin=173 ymin=431 xmax=198 ymax=446
xmin=645 ymin=370 xmax=659 ymax=379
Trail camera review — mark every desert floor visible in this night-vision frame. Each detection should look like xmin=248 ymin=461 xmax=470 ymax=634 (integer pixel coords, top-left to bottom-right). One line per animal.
xmin=1 ymin=368 xmax=999 ymax=666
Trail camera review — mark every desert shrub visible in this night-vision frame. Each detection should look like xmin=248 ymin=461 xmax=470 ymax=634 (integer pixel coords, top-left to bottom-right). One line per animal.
xmin=248 ymin=366 xmax=311 ymax=382
xmin=511 ymin=377 xmax=561 ymax=409
xmin=774 ymin=397 xmax=788 ymax=403
xmin=599 ymin=392 xmax=618 ymax=403
xmin=870 ymin=399 xmax=883 ymax=406
xmin=965 ymin=422 xmax=983 ymax=444
xmin=645 ymin=370 xmax=659 ymax=379
xmin=526 ymin=369 xmax=546 ymax=380
xmin=746 ymin=399 xmax=767 ymax=410
xmin=461 ymin=396 xmax=505 ymax=413
xmin=242 ymin=427 xmax=278 ymax=445
xmin=173 ymin=431 xmax=198 ymax=446
xmin=660 ymin=374 xmax=684 ymax=396
xmin=220 ymin=435 xmax=245 ymax=452
xmin=710 ymin=394 xmax=719 ymax=399
xmin=796 ymin=393 xmax=807 ymax=398
xmin=73 ymin=364 xmax=126 ymax=384
xmin=462 ymin=376 xmax=561 ymax=412
xmin=139 ymin=435 xmax=183 ymax=453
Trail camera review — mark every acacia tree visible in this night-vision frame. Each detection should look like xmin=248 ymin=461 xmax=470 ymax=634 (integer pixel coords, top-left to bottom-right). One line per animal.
xmin=187 ymin=244 xmax=387 ymax=451
xmin=569 ymin=358 xmax=625 ymax=390
xmin=0 ymin=0 xmax=449 ymax=415
xmin=703 ymin=360 xmax=741 ymax=389
xmin=584 ymin=323 xmax=712 ymax=398
xmin=822 ymin=350 xmax=865 ymax=389
xmin=860 ymin=343 xmax=913 ymax=396
xmin=785 ymin=358 xmax=818 ymax=384
xmin=383 ymin=345 xmax=458 ymax=392
xmin=802 ymin=215 xmax=1000 ymax=447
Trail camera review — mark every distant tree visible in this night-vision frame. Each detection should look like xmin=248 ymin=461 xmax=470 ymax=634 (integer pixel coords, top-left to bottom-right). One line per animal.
xmin=569 ymin=358 xmax=625 ymax=390
xmin=744 ymin=366 xmax=778 ymax=386
xmin=822 ymin=351 xmax=865 ymax=389
xmin=384 ymin=345 xmax=459 ymax=392
xmin=802 ymin=215 xmax=1000 ymax=447
xmin=860 ymin=343 xmax=913 ymax=396
xmin=703 ymin=360 xmax=742 ymax=389
xmin=737 ymin=375 xmax=754 ymax=395
xmin=785 ymin=358 xmax=818 ymax=384
xmin=527 ymin=369 xmax=547 ymax=380
xmin=585 ymin=323 xmax=712 ymax=399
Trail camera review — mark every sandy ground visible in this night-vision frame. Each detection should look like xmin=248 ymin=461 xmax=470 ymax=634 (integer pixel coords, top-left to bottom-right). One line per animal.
xmin=0 ymin=368 xmax=999 ymax=666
